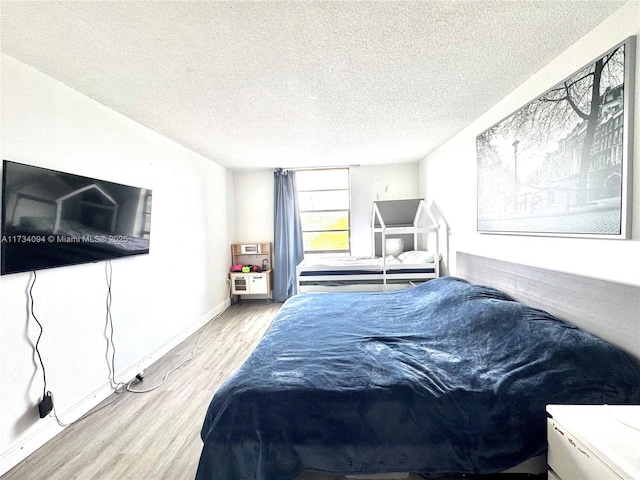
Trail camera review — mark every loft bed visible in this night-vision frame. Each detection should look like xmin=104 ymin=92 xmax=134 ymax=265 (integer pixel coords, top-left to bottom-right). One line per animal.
xmin=296 ymin=199 xmax=440 ymax=293
xmin=196 ymin=259 xmax=640 ymax=479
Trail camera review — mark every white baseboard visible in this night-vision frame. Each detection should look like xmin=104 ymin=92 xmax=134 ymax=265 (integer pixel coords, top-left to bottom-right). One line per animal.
xmin=0 ymin=299 xmax=229 ymax=477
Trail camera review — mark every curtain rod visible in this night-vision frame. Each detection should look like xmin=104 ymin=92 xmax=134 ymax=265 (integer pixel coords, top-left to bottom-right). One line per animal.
xmin=276 ymin=164 xmax=361 ymax=172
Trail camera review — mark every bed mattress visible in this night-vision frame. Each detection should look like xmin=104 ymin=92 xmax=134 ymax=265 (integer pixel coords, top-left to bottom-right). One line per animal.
xmin=297 ymin=253 xmax=437 ymax=292
xmin=196 ymin=277 xmax=640 ymax=480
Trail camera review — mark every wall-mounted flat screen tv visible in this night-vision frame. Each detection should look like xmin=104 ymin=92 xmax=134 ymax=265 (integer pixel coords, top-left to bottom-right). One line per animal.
xmin=1 ymin=160 xmax=152 ymax=275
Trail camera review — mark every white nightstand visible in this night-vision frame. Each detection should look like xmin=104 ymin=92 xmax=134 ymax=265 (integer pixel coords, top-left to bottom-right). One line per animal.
xmin=547 ymin=404 xmax=640 ymax=480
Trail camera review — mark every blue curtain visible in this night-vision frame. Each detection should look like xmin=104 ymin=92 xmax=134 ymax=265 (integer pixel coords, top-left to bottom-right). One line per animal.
xmin=273 ymin=169 xmax=304 ymax=303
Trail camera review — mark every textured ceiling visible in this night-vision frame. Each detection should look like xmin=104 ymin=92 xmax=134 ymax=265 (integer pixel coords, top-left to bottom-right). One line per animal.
xmin=0 ymin=1 xmax=630 ymax=170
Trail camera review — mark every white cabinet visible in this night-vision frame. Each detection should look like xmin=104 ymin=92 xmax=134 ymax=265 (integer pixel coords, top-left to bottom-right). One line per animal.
xmin=229 ymin=242 xmax=273 ymax=301
xmin=249 ymin=273 xmax=267 ymax=293
xmin=230 ymin=272 xmax=269 ymax=295
xmin=547 ymin=405 xmax=640 ymax=480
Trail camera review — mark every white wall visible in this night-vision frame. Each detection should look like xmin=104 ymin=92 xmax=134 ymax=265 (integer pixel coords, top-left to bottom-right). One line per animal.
xmin=0 ymin=55 xmax=235 ymax=474
xmin=350 ymin=164 xmax=420 ymax=255
xmin=233 ymin=164 xmax=420 ymax=257
xmin=419 ymin=2 xmax=640 ymax=285
xmin=232 ymin=169 xmax=274 ymax=246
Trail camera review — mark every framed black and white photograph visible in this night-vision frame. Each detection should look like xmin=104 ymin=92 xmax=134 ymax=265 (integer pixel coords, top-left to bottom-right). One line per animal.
xmin=477 ymin=36 xmax=635 ymax=239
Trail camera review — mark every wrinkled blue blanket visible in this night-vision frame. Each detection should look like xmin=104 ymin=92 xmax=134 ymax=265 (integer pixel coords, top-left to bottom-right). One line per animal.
xmin=196 ymin=277 xmax=640 ymax=480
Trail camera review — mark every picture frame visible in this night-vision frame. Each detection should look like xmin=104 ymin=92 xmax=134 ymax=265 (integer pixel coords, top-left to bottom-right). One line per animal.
xmin=476 ymin=36 xmax=635 ymax=239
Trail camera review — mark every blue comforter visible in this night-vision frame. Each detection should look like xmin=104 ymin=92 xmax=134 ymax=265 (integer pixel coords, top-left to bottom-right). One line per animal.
xmin=196 ymin=277 xmax=640 ymax=479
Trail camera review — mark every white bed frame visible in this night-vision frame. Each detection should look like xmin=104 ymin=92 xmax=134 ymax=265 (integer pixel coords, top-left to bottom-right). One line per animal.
xmin=296 ymin=199 xmax=440 ymax=294
xmin=296 ymin=258 xmax=439 ymax=293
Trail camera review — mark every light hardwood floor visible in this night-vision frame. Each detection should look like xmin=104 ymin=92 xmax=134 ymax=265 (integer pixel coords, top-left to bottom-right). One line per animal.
xmin=3 ymin=300 xmax=282 ymax=480
xmin=3 ymin=300 xmax=530 ymax=480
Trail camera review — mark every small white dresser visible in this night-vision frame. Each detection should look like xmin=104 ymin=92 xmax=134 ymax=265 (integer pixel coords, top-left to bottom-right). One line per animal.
xmin=547 ymin=404 xmax=640 ymax=480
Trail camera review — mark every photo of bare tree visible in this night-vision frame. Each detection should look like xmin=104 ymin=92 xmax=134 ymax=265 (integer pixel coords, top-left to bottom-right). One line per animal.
xmin=477 ymin=37 xmax=634 ymax=238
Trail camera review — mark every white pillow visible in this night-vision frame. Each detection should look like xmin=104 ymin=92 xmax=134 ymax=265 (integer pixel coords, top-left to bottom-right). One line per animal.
xmin=384 ymin=238 xmax=404 ymax=257
xmin=397 ymin=250 xmax=434 ymax=264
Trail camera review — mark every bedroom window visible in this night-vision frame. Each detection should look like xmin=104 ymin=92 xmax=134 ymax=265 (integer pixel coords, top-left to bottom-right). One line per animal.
xmin=297 ymin=168 xmax=350 ymax=254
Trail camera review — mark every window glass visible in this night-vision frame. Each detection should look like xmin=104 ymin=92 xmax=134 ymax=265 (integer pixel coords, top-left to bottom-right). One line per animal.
xmin=302 ymin=231 xmax=350 ymax=252
xmin=297 ymin=168 xmax=350 ymax=254
xmin=300 ymin=211 xmax=348 ymax=231
xmin=298 ymin=190 xmax=349 ymax=211
xmin=297 ymin=169 xmax=349 ymax=190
